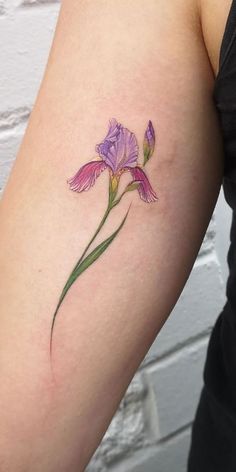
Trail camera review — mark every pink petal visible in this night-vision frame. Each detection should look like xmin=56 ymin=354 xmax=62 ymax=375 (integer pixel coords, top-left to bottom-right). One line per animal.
xmin=130 ymin=166 xmax=158 ymax=203
xmin=68 ymin=160 xmax=107 ymax=192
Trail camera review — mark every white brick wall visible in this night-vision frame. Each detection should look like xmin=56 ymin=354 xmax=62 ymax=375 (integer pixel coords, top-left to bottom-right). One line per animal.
xmin=0 ymin=3 xmax=232 ymax=471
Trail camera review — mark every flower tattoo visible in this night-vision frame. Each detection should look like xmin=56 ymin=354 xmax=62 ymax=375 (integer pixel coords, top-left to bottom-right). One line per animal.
xmin=50 ymin=119 xmax=158 ymax=352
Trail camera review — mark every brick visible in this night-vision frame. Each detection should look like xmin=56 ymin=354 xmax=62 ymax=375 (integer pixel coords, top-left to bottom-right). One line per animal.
xmin=143 ymin=256 xmax=224 ymax=364
xmin=0 ymin=7 xmax=59 ymax=114
xmin=199 ymin=216 xmax=216 ymax=257
xmin=0 ymin=1 xmax=5 ymax=14
xmin=143 ymin=338 xmax=209 ymax=440
xmin=20 ymin=0 xmax=60 ymax=5
xmin=110 ymin=428 xmax=191 ymax=472
xmin=0 ymin=107 xmax=30 ymax=132
xmin=87 ymin=374 xmax=148 ymax=469
xmin=0 ymin=131 xmax=23 ymax=194
xmin=214 ymin=188 xmax=232 ymax=283
xmin=86 ymin=457 xmax=107 ymax=472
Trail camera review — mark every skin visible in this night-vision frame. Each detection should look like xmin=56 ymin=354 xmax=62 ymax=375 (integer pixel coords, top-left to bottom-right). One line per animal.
xmin=0 ymin=0 xmax=232 ymax=470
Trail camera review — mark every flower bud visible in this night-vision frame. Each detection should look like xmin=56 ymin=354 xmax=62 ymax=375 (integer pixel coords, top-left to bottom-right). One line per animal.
xmin=143 ymin=120 xmax=155 ymax=166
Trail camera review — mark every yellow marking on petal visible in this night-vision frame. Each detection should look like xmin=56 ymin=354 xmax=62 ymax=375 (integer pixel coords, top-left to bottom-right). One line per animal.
xmin=111 ymin=176 xmax=119 ymax=192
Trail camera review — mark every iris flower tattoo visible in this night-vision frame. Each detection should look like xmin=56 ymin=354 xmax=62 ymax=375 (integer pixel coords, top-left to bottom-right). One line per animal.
xmin=50 ymin=119 xmax=157 ymax=352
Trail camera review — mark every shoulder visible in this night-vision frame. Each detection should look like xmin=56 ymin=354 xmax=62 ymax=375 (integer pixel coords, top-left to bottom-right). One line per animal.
xmin=199 ymin=0 xmax=233 ymax=76
xmin=166 ymin=0 xmax=233 ymax=78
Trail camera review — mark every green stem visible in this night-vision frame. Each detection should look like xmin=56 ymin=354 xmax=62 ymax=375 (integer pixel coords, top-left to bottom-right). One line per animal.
xmin=49 ymin=175 xmax=133 ymax=354
xmin=77 ymin=205 xmax=112 ymax=265
xmin=50 ymin=199 xmax=116 ymax=352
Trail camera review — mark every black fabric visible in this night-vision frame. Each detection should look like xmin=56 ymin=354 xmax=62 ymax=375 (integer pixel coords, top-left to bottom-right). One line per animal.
xmin=187 ymin=386 xmax=236 ymax=471
xmin=188 ymin=1 xmax=236 ymax=470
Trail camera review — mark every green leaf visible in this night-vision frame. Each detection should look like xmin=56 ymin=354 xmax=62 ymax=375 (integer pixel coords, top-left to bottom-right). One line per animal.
xmin=143 ymin=148 xmax=151 ymax=166
xmin=68 ymin=207 xmax=129 ymax=280
xmin=125 ymin=182 xmax=140 ymax=192
xmin=50 ymin=206 xmax=131 ymax=349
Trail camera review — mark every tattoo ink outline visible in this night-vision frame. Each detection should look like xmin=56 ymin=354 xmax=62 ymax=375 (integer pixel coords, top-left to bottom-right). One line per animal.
xmin=50 ymin=119 xmax=157 ymax=354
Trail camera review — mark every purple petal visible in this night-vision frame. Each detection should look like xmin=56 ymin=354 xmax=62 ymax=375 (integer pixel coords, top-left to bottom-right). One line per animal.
xmin=95 ymin=118 xmax=122 ymax=161
xmin=104 ymin=118 xmax=122 ymax=142
xmin=68 ymin=160 xmax=107 ymax=192
xmin=105 ymin=127 xmax=139 ymax=173
xmin=116 ymin=127 xmax=139 ymax=171
xmin=96 ymin=119 xmax=139 ymax=173
xmin=130 ymin=166 xmax=158 ymax=203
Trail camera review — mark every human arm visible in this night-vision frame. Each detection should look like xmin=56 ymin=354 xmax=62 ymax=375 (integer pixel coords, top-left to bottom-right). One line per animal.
xmin=0 ymin=0 xmax=223 ymax=470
